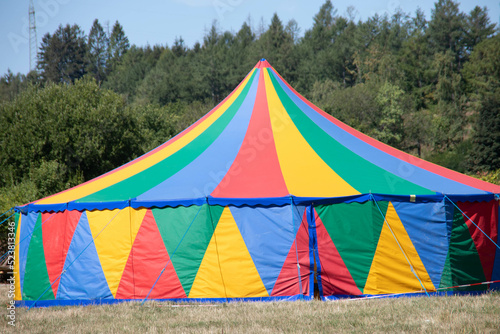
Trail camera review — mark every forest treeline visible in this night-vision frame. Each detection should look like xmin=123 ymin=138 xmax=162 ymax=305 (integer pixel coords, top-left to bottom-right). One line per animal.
xmin=1 ymin=0 xmax=500 ymax=215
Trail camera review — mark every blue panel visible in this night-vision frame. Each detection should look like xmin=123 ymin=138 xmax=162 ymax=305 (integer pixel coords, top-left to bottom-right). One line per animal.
xmin=57 ymin=212 xmax=112 ymax=300
xmin=135 ymin=70 xmax=260 ymax=201
xmin=18 ymin=211 xmax=39 ymax=295
xmin=322 ymin=290 xmax=487 ymax=301
xmin=392 ymin=201 xmax=449 ymax=289
xmin=271 ymin=71 xmax=486 ymax=195
xmin=17 ymin=294 xmax=312 ymax=308
xmin=229 ymin=204 xmax=306 ymax=295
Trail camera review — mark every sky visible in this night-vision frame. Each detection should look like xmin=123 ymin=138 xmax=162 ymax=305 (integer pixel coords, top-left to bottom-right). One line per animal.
xmin=1 ymin=0 xmax=499 ymax=75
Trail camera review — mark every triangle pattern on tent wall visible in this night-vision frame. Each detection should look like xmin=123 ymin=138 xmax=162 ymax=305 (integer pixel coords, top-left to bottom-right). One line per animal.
xmin=229 ymin=205 xmax=305 ymax=295
xmin=23 ymin=213 xmax=54 ymax=301
xmin=87 ymin=207 xmax=146 ymax=298
xmin=314 ymin=201 xmax=387 ymax=292
xmin=457 ymin=200 xmax=498 ymax=281
xmin=42 ymin=210 xmax=81 ymax=298
xmin=271 ymin=210 xmax=310 ymax=297
xmin=18 ymin=211 xmax=39 ymax=297
xmin=57 ymin=212 xmax=112 ymax=300
xmin=189 ymin=206 xmax=268 ymax=298
xmin=391 ymin=201 xmax=449 ymax=291
xmin=116 ymin=210 xmax=186 ymax=299
xmin=439 ymin=206 xmax=487 ymax=291
xmin=314 ymin=209 xmax=362 ymax=296
xmin=364 ymin=202 xmax=435 ymax=294
xmin=153 ymin=204 xmax=224 ymax=297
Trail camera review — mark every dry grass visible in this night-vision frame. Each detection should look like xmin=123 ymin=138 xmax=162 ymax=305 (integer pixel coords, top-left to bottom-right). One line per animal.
xmin=1 ymin=285 xmax=499 ymax=333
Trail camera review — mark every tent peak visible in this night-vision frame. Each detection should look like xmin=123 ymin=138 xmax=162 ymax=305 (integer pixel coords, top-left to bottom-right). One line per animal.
xmin=255 ymin=59 xmax=271 ymax=68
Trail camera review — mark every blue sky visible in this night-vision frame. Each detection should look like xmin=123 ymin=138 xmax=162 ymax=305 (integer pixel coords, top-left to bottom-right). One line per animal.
xmin=1 ymin=0 xmax=499 ymax=75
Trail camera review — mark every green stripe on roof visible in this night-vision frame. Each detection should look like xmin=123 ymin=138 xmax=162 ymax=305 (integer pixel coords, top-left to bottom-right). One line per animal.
xmin=77 ymin=70 xmax=257 ymax=202
xmin=267 ymin=69 xmax=433 ymax=195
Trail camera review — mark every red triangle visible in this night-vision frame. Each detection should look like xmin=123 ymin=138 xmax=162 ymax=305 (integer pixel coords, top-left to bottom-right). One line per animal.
xmin=314 ymin=210 xmax=362 ymax=296
xmin=42 ymin=210 xmax=81 ymax=298
xmin=116 ymin=210 xmax=186 ymax=299
xmin=458 ymin=200 xmax=498 ymax=281
xmin=212 ymin=69 xmax=289 ymax=198
xmin=271 ymin=210 xmax=310 ymax=297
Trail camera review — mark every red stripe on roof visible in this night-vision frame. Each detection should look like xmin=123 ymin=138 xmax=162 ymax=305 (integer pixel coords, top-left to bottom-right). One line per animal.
xmin=211 ymin=69 xmax=288 ymax=198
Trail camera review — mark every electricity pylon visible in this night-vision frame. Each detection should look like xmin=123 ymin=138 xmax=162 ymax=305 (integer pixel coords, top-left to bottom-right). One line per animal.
xmin=29 ymin=0 xmax=38 ymax=72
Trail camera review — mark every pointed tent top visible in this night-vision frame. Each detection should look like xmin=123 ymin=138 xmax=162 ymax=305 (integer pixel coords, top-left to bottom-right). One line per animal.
xmin=256 ymin=59 xmax=271 ymax=68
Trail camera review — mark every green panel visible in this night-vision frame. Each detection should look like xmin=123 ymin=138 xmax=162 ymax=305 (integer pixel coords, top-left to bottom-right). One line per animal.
xmin=152 ymin=204 xmax=225 ymax=296
xmin=22 ymin=213 xmax=55 ymax=300
xmin=315 ymin=201 xmax=388 ymax=292
xmin=268 ymin=70 xmax=433 ymax=195
xmin=78 ymin=70 xmax=257 ymax=202
xmin=439 ymin=207 xmax=487 ymax=291
xmin=14 ymin=211 xmax=19 ymax=239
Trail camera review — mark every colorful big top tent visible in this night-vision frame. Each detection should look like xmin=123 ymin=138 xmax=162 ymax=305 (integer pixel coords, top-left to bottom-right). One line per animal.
xmin=13 ymin=59 xmax=500 ymax=307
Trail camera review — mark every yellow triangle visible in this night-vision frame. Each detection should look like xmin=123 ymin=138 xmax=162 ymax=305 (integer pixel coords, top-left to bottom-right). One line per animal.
xmin=87 ymin=207 xmax=147 ymax=297
xmin=364 ymin=202 xmax=435 ymax=294
xmin=189 ymin=207 xmax=269 ymax=298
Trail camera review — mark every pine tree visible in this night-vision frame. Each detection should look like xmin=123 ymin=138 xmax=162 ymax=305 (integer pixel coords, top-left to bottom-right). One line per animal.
xmin=38 ymin=24 xmax=87 ymax=83
xmin=470 ymin=95 xmax=500 ymax=170
xmin=87 ymin=19 xmax=109 ymax=82
xmin=427 ymin=0 xmax=466 ymax=66
xmin=108 ymin=21 xmax=130 ymax=70
xmin=464 ymin=6 xmax=496 ymax=53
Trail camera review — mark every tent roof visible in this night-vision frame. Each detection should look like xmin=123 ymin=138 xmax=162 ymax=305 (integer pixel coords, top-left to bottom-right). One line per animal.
xmin=22 ymin=60 xmax=500 ymax=212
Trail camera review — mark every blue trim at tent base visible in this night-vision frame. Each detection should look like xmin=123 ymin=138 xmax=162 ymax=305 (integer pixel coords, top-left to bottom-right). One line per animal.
xmin=15 ymin=294 xmax=312 ymax=308
xmin=15 ymin=193 xmax=498 ymax=213
xmin=322 ymin=289 xmax=492 ymax=301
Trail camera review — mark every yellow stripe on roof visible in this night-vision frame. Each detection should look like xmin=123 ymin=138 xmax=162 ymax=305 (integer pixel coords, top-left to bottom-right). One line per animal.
xmin=265 ymin=69 xmax=358 ymax=197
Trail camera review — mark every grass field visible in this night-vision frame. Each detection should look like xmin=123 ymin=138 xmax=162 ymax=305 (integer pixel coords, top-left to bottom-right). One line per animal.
xmin=1 ymin=285 xmax=499 ymax=333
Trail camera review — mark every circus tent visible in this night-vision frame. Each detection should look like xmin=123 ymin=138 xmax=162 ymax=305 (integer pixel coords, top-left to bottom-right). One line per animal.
xmin=14 ymin=59 xmax=500 ymax=307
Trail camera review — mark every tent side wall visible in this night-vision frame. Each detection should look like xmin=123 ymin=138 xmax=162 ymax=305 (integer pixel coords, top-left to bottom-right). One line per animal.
xmin=314 ymin=198 xmax=499 ymax=299
xmin=14 ymin=197 xmax=499 ymax=307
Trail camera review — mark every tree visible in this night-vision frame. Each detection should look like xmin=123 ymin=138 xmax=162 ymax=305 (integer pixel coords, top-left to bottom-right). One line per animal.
xmin=0 ymin=70 xmax=27 ymax=101
xmin=310 ymin=0 xmax=336 ymax=52
xmin=464 ymin=6 xmax=496 ymax=53
xmin=103 ymin=45 xmax=164 ymax=101
xmin=464 ymin=35 xmax=500 ymax=170
xmin=38 ymin=24 xmax=87 ymax=83
xmin=87 ymin=19 xmax=109 ymax=82
xmin=258 ymin=13 xmax=294 ymax=75
xmin=108 ymin=21 xmax=130 ymax=70
xmin=0 ymin=78 xmax=144 ymax=193
xmin=469 ymin=95 xmax=500 ymax=171
xmin=374 ymin=82 xmax=405 ymax=148
xmin=427 ymin=0 xmax=466 ymax=67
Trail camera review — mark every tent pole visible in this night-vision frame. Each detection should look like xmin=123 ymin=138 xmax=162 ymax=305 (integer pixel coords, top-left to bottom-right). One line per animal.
xmin=290 ymin=196 xmax=303 ymax=299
